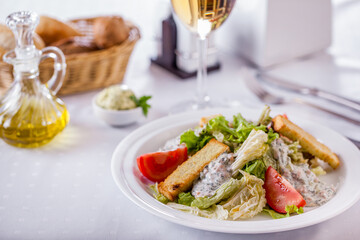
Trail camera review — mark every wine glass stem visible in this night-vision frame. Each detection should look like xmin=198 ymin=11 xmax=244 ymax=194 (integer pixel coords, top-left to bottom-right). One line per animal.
xmin=197 ymin=36 xmax=209 ymax=106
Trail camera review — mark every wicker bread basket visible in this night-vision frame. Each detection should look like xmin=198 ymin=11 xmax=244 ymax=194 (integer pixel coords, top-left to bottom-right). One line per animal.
xmin=0 ymin=17 xmax=140 ymax=95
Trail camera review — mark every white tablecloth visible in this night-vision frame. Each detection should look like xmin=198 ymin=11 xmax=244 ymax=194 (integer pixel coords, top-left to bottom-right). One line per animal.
xmin=0 ymin=0 xmax=360 ymax=239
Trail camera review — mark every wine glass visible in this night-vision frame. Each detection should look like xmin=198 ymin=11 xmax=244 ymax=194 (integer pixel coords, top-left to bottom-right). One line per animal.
xmin=171 ymin=0 xmax=237 ymax=111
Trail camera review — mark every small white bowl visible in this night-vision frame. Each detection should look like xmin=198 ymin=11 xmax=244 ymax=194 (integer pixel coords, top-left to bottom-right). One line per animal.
xmin=92 ymin=96 xmax=144 ymax=126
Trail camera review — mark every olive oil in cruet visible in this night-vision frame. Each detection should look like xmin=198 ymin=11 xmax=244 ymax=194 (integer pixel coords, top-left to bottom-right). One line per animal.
xmin=0 ymin=11 xmax=69 ymax=148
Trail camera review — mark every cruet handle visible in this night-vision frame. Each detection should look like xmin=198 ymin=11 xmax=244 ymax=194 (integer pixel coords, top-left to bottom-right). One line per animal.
xmin=40 ymin=47 xmax=66 ymax=94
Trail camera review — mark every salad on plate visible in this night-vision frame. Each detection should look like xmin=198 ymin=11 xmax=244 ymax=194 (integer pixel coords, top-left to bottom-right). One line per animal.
xmin=136 ymin=106 xmax=340 ymax=220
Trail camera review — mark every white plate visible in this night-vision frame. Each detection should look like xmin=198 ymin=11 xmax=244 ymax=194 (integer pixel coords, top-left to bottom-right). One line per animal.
xmin=111 ymin=107 xmax=360 ymax=234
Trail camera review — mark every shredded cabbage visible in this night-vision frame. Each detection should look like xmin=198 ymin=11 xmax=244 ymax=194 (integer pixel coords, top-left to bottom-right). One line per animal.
xmin=311 ymin=166 xmax=327 ymax=176
xmin=177 ymin=192 xmax=195 ymax=206
xmin=150 ymin=183 xmax=169 ymax=204
xmin=255 ymin=105 xmax=272 ymax=126
xmin=222 ymin=171 xmax=266 ymax=220
xmin=231 ymin=129 xmax=268 ymax=173
xmin=191 ymin=178 xmax=242 ymax=209
xmin=167 ymin=202 xmax=229 ymax=220
xmin=287 ymin=141 xmax=307 ymax=164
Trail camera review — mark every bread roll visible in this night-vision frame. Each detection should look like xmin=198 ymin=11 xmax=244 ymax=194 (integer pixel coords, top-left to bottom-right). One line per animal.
xmin=33 ymin=33 xmax=46 ymax=49
xmin=0 ymin=24 xmax=15 ymax=51
xmin=93 ymin=16 xmax=129 ymax=49
xmin=51 ymin=37 xmax=98 ymax=55
xmin=0 ymin=47 xmax=6 ymax=59
xmin=36 ymin=16 xmax=81 ymax=45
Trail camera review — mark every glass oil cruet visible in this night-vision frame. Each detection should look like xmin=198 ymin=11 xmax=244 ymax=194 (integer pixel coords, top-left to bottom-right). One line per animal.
xmin=0 ymin=11 xmax=69 ymax=148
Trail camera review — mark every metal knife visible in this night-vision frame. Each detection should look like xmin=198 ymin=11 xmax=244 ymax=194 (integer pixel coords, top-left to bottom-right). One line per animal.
xmin=259 ymin=72 xmax=360 ymax=112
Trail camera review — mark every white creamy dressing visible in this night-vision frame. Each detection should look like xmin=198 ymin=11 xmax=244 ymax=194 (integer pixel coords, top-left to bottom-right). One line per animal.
xmin=191 ymin=153 xmax=234 ymax=198
xmin=160 ymin=135 xmax=182 ymax=151
xmin=160 ymin=126 xmax=204 ymax=152
xmin=271 ymin=138 xmax=336 ymax=207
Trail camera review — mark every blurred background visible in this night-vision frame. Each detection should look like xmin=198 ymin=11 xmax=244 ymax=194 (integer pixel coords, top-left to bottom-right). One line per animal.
xmin=1 ymin=0 xmax=359 ymax=58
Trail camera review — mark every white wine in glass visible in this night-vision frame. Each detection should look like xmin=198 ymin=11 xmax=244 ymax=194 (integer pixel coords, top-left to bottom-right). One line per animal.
xmin=171 ymin=0 xmax=236 ymax=111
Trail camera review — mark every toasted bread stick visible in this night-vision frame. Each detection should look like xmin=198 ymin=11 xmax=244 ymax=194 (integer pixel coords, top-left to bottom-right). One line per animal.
xmin=158 ymin=139 xmax=229 ymax=201
xmin=272 ymin=115 xmax=340 ymax=169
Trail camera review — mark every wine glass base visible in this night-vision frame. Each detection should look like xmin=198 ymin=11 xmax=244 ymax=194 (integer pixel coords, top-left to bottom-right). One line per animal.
xmin=169 ymin=98 xmax=228 ymax=114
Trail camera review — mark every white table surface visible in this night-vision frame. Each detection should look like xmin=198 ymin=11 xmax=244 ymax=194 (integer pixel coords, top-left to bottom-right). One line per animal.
xmin=0 ymin=0 xmax=360 ymax=239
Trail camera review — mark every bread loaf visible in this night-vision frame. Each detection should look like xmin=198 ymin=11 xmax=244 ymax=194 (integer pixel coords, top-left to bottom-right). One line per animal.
xmin=36 ymin=16 xmax=81 ymax=45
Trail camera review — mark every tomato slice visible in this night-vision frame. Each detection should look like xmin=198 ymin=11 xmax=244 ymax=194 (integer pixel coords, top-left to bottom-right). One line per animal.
xmin=263 ymin=166 xmax=306 ymax=213
xmin=137 ymin=146 xmax=188 ymax=182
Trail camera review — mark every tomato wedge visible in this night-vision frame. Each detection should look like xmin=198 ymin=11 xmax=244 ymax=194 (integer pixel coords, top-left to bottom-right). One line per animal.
xmin=263 ymin=166 xmax=306 ymax=213
xmin=137 ymin=146 xmax=188 ymax=182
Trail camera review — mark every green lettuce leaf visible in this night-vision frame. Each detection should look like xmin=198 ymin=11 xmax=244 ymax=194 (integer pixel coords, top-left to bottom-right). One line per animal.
xmin=263 ymin=205 xmax=304 ymax=219
xmin=267 ymin=128 xmax=279 ymax=144
xmin=243 ymin=159 xmax=267 ymax=180
xmin=177 ymin=192 xmax=195 ymax=206
xmin=150 ymin=183 xmax=168 ymax=204
xmin=209 ymin=114 xmax=277 ymax=146
xmin=180 ymin=111 xmax=278 ymax=155
xmin=262 ymin=208 xmax=288 ymax=219
xmin=180 ymin=130 xmax=213 ymax=155
xmin=285 ymin=205 xmax=304 ymax=215
xmin=207 ymin=116 xmax=238 ymax=137
xmin=191 ymin=178 xmax=242 ymax=209
xmin=241 ymin=146 xmax=278 ymax=180
xmin=233 ymin=113 xmax=262 ymax=135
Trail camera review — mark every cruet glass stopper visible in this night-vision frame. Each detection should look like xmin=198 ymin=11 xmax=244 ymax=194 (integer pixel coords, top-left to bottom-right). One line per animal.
xmin=5 ymin=11 xmax=40 ymax=60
